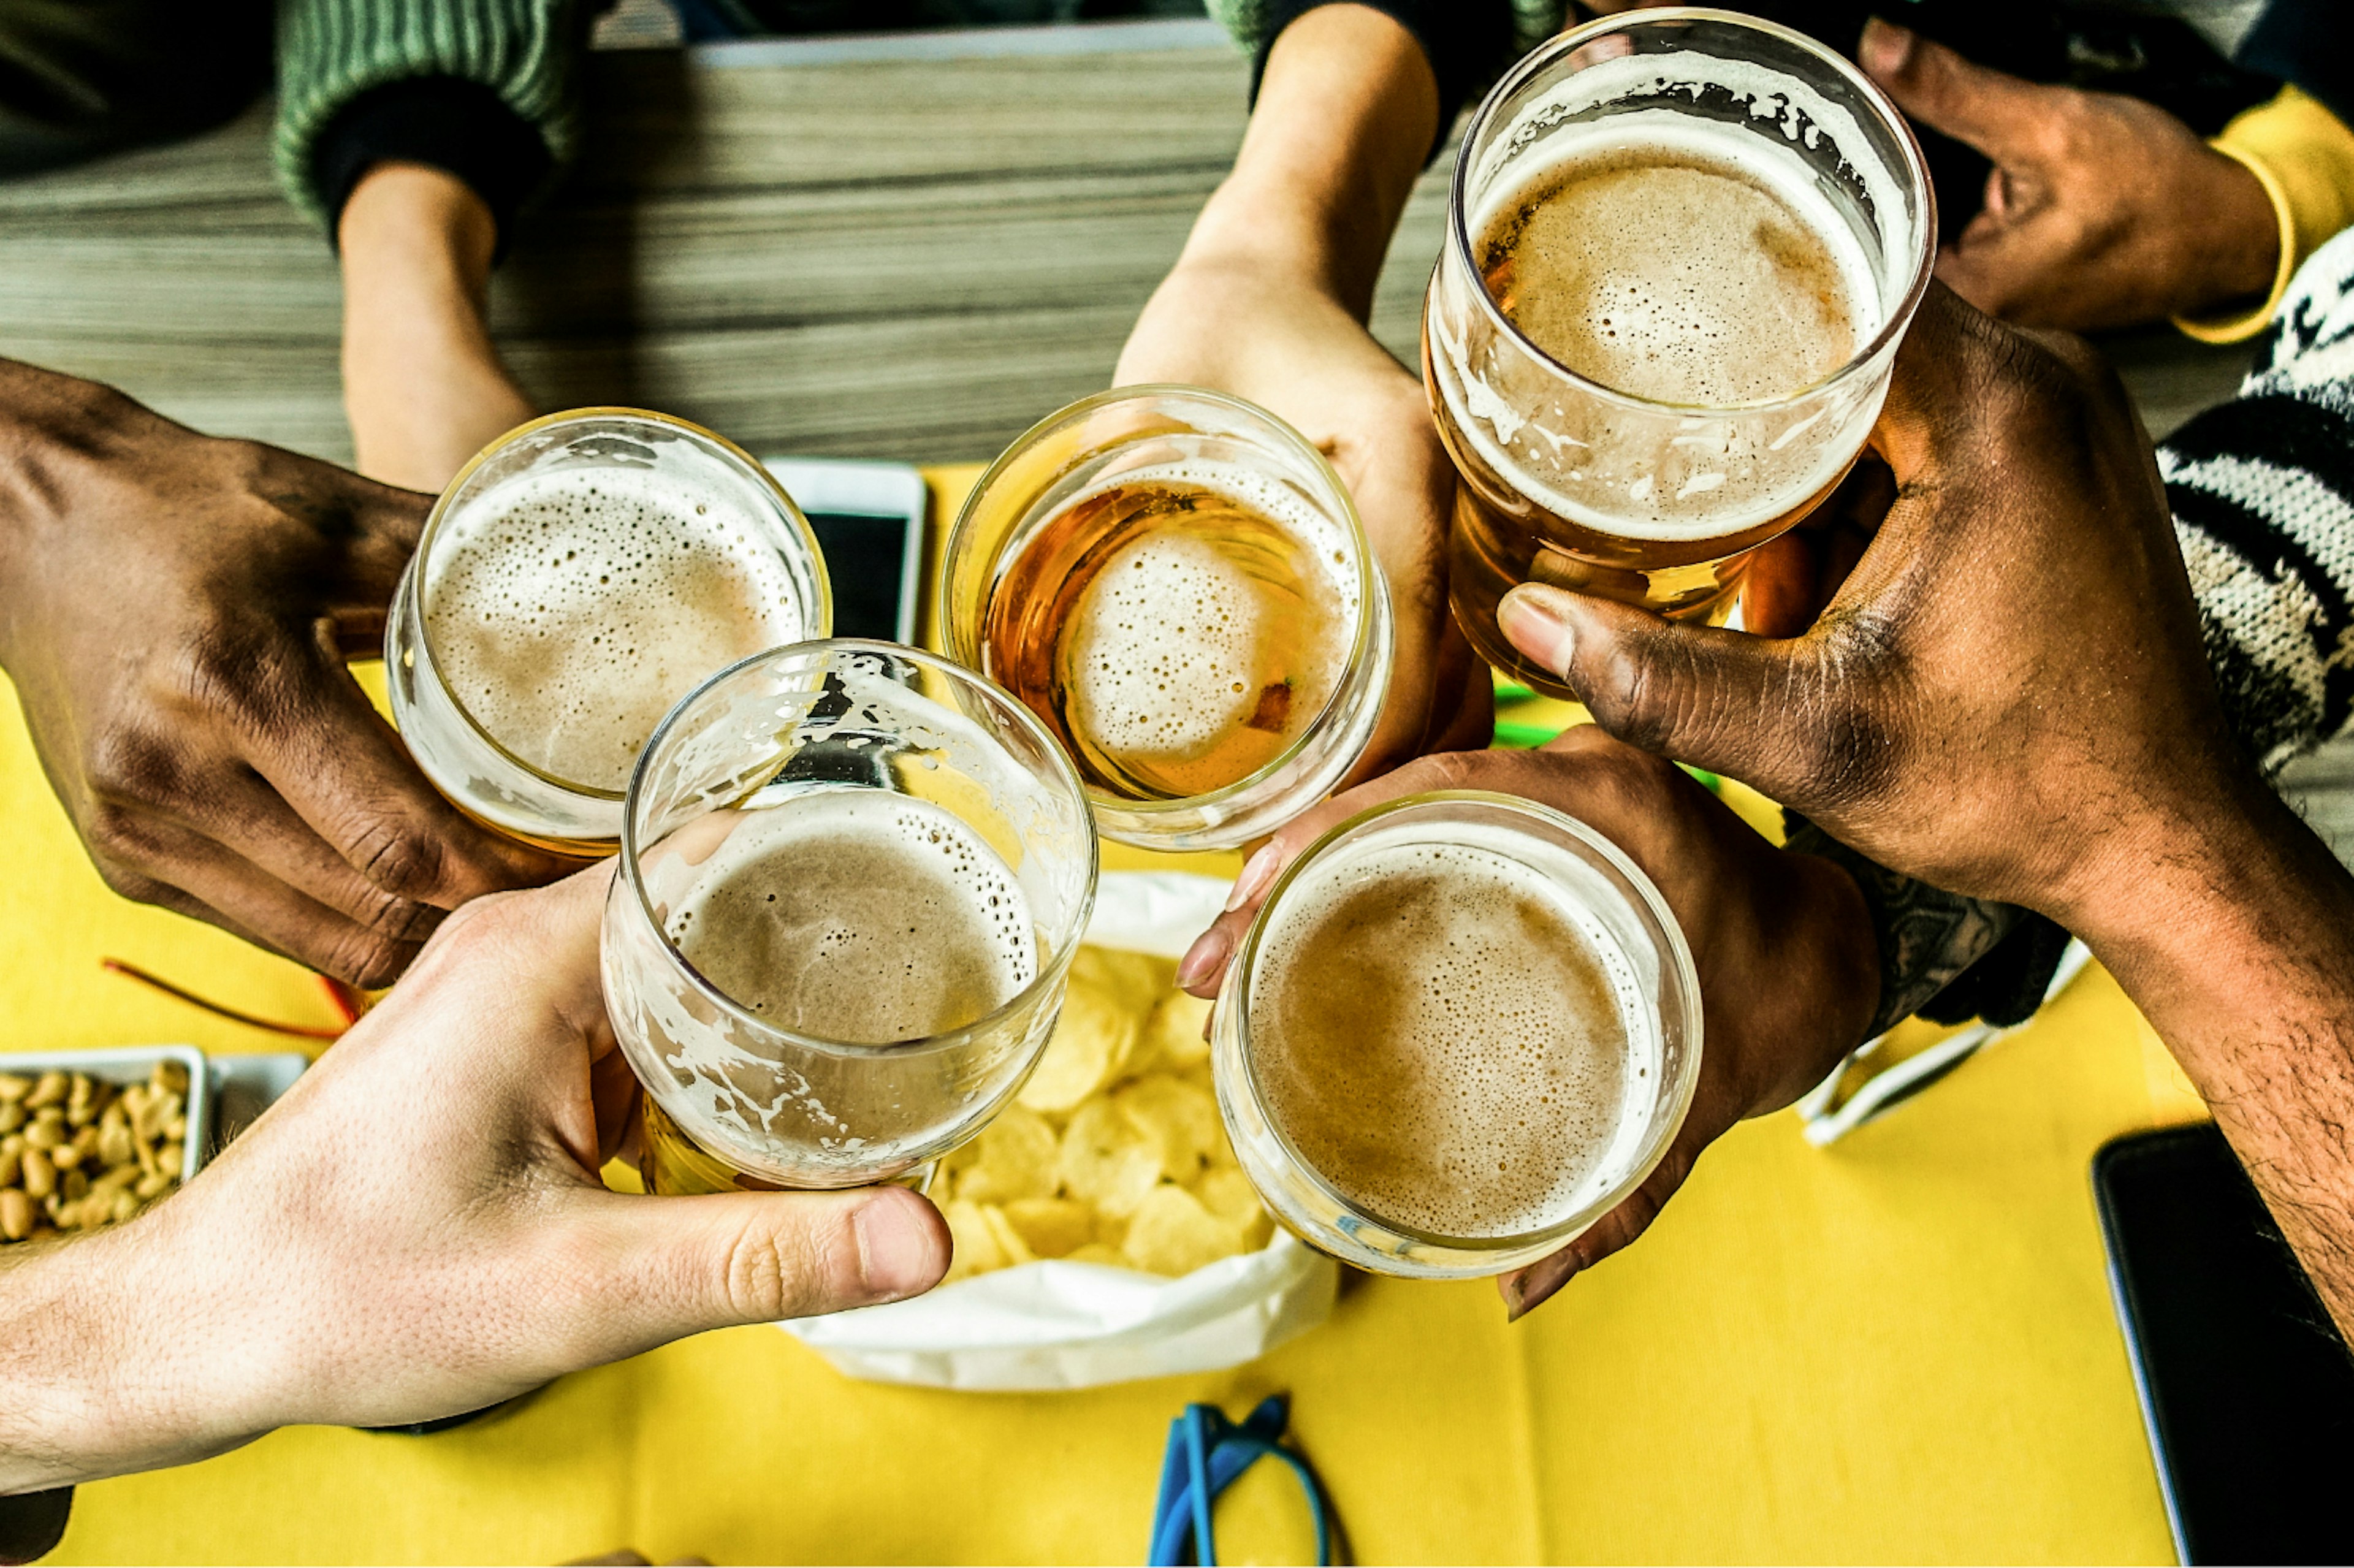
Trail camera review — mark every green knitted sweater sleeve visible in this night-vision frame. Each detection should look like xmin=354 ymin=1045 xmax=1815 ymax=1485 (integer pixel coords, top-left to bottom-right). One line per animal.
xmin=273 ymin=0 xmax=583 ymax=227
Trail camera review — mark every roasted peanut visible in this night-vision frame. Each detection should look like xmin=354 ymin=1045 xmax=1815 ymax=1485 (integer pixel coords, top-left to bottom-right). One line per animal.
xmin=110 ymin=1190 xmax=137 ymax=1225
xmin=0 ymin=1073 xmax=29 ymax=1102
xmin=26 ymin=1072 xmax=66 ymax=1109
xmin=97 ymin=1117 xmax=134 ymax=1168
xmin=59 ymin=1167 xmax=87 ymax=1204
xmin=22 ymin=1115 xmax=61 ymax=1152
xmin=21 ymin=1147 xmax=55 ymax=1201
xmin=134 ymin=1170 xmax=172 ymax=1201
xmin=0 ymin=1145 xmax=17 ymax=1187
xmin=158 ymin=1141 xmax=185 ymax=1174
xmin=0 ymin=1102 xmax=20 ymax=1135
xmin=0 ymin=1188 xmax=31 ymax=1242
xmin=49 ymin=1140 xmax=82 ymax=1172
xmin=154 ymin=1061 xmax=188 ymax=1096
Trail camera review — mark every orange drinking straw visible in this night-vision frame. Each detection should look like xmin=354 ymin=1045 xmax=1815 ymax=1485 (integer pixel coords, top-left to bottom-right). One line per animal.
xmin=99 ymin=958 xmax=348 ymax=1041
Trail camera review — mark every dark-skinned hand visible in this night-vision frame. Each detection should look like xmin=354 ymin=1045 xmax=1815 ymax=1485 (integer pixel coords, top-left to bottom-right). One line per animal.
xmin=1175 ymin=729 xmax=1878 ymax=1321
xmin=0 ymin=361 xmax=569 ymax=984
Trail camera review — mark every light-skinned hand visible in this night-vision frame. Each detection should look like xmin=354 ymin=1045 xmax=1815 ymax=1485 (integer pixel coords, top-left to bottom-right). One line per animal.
xmin=0 ymin=861 xmax=950 ymax=1493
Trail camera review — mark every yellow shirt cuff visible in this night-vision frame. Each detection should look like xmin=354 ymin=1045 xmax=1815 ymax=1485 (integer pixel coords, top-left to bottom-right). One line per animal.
xmin=2174 ymin=86 xmax=2354 ymax=344
xmin=2174 ymin=141 xmax=2299 ymax=344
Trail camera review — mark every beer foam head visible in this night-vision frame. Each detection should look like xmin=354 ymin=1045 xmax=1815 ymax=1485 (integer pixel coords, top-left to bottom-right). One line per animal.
xmin=423 ymin=465 xmax=811 ymax=793
xmin=664 ymin=789 xmax=1037 ymax=1045
xmin=1433 ymin=42 xmax=1920 ymax=544
xmin=1246 ymin=829 xmax=1659 ymax=1240
xmin=1061 ymin=464 xmax=1358 ymax=771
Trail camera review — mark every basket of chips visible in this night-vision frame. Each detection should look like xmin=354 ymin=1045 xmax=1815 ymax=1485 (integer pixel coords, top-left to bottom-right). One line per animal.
xmin=782 ymin=872 xmax=1339 ymax=1390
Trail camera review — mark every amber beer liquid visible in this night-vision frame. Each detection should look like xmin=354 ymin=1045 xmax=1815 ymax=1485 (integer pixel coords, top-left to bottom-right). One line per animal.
xmin=981 ymin=476 xmax=1356 ymax=802
xmin=1208 ymin=792 xmax=1704 ymax=1277
xmin=1423 ymin=10 xmax=1934 ymax=698
xmin=632 ymin=790 xmax=1037 ymax=1197
xmin=943 ymin=387 xmax=1394 ymax=852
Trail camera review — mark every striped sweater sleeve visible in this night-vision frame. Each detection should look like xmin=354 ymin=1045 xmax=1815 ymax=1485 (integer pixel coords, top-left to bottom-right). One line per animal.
xmin=1808 ymin=226 xmax=2354 ymax=1042
xmin=273 ymin=0 xmax=584 ymax=227
xmin=2165 ymin=224 xmax=2354 ymax=769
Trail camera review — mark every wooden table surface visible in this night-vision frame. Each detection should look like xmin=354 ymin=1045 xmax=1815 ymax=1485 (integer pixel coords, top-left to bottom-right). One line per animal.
xmin=0 ymin=18 xmax=2251 ymax=470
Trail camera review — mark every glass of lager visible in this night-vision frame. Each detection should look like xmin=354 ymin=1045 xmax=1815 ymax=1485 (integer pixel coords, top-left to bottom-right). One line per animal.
xmin=1425 ymin=7 xmax=1935 ymax=698
xmin=602 ymin=639 xmax=1099 ymax=1194
xmin=386 ymin=409 xmax=831 ymax=855
xmin=1209 ymin=791 xmax=1702 ymax=1278
xmin=942 ymin=387 xmax=1394 ymax=851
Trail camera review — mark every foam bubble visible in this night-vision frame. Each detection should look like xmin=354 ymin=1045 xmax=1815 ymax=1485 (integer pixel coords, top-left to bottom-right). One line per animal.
xmin=664 ymin=790 xmax=1037 ymax=1045
xmin=424 ymin=466 xmax=809 ymax=792
xmin=1249 ymin=837 xmax=1653 ymax=1239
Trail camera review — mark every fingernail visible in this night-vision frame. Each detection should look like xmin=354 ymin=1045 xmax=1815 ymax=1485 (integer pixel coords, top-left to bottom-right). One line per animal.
xmin=1176 ymin=927 xmax=1232 ymax=992
xmin=1858 ymin=18 xmax=1914 ymax=77
xmin=1496 ymin=585 xmax=1577 ymax=677
xmin=853 ymin=1190 xmax=943 ymax=1301
xmin=1225 ymin=844 xmax=1282 ymax=913
xmin=1502 ymin=1248 xmax=1580 ymax=1323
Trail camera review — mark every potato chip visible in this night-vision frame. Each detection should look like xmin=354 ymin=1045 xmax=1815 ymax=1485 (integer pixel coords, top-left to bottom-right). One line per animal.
xmin=1116 ymin=1072 xmax=1221 ymax=1184
xmin=1062 ymin=1243 xmax=1130 ymax=1268
xmin=979 ymin=1203 xmax=1037 ymax=1268
xmin=1122 ymin=1184 xmax=1246 ymax=1277
xmin=957 ymin=1104 xmax=1059 ymax=1203
xmin=1073 ymin=946 xmax=1176 ymax=1029
xmin=1059 ymin=1097 xmax=1162 ymax=1219
xmin=1139 ymin=988 xmax=1213 ymax=1071
xmin=942 ymin=1199 xmax=1008 ymax=1283
xmin=1001 ymin=1197 xmax=1094 ymax=1259
xmin=1192 ymin=1165 xmax=1262 ymax=1228
xmin=1017 ymin=974 xmax=1139 ymax=1113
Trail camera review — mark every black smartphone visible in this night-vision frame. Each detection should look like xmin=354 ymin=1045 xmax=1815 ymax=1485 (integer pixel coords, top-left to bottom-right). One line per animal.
xmin=2092 ymin=1122 xmax=2354 ymax=1565
xmin=760 ymin=458 xmax=927 ymax=644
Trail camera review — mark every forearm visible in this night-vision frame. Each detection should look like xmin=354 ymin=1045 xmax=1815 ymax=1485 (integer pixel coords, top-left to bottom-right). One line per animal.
xmin=339 ymin=163 xmax=532 ymax=490
xmin=1178 ymin=4 xmax=1438 ymax=316
xmin=2073 ymin=791 xmax=2354 ymax=1339
xmin=0 ymin=1224 xmax=244 ymax=1493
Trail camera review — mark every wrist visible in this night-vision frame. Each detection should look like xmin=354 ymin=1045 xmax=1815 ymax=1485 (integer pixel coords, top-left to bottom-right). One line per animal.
xmin=0 ymin=1221 xmax=249 ymax=1491
xmin=338 ymin=164 xmax=498 ymax=320
xmin=1190 ymin=4 xmax=1438 ymax=314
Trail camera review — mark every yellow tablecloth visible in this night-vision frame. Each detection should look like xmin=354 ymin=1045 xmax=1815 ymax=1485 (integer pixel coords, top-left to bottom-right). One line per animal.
xmin=15 ymin=470 xmax=2200 ymax=1563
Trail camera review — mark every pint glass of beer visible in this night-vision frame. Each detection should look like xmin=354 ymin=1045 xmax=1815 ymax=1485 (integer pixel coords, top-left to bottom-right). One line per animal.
xmin=386 ymin=409 xmax=831 ymax=855
xmin=602 ymin=640 xmax=1099 ymax=1193
xmin=1425 ymin=8 xmax=1935 ymax=697
xmin=1210 ymin=791 xmax=1702 ymax=1277
xmin=943 ymin=387 xmax=1394 ymax=851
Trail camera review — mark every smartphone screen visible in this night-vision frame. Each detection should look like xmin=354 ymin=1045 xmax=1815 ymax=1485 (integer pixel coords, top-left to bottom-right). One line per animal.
xmin=2094 ymin=1123 xmax=2354 ymax=1563
xmin=805 ymin=511 xmax=915 ymax=643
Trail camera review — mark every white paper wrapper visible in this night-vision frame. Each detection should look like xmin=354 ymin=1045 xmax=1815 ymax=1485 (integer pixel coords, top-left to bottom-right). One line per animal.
xmin=780 ymin=871 xmax=1341 ymax=1390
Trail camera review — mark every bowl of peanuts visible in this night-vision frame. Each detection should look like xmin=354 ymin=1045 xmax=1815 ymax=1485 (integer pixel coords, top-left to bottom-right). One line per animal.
xmin=0 ymin=1045 xmax=209 ymax=1246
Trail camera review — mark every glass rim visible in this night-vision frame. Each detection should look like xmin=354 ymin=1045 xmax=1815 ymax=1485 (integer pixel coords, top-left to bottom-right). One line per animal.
xmin=619 ymin=636 xmax=1102 ymax=1062
xmin=1443 ymin=4 xmax=1938 ymax=418
xmin=1228 ymin=788 xmax=1706 ymax=1255
xmin=413 ymin=406 xmax=836 ymax=801
xmin=942 ymin=383 xmax=1381 ymax=816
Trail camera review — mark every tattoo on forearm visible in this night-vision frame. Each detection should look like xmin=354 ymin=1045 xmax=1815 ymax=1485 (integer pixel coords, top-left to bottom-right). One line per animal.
xmin=1783 ymin=818 xmax=2024 ymax=1040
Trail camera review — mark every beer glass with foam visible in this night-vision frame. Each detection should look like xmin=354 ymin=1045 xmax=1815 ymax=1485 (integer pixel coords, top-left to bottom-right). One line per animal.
xmin=942 ymin=387 xmax=1394 ymax=851
xmin=386 ymin=409 xmax=831 ymax=854
xmin=1209 ymin=792 xmax=1702 ymax=1277
xmin=601 ymin=641 xmax=1099 ymax=1194
xmin=1425 ymin=7 xmax=1935 ymax=698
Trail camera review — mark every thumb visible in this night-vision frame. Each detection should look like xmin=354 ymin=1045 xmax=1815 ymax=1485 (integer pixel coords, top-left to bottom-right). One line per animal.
xmin=1858 ymin=18 xmax=2056 ymax=165
xmin=581 ymin=1182 xmax=950 ymax=1349
xmin=1495 ymin=584 xmax=1834 ymax=800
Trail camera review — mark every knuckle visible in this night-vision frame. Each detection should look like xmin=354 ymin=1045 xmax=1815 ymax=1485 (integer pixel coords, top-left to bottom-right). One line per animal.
xmin=82 ymin=724 xmax=185 ymax=807
xmin=722 ymin=1206 xmax=857 ymax=1322
xmin=346 ymin=819 xmax=450 ymax=902
xmin=320 ymin=926 xmax=414 ymax=989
